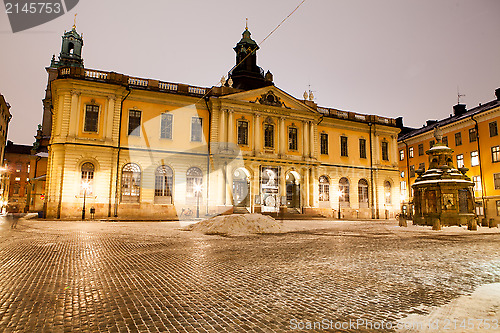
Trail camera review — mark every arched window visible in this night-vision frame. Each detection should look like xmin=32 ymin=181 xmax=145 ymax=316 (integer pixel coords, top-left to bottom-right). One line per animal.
xmin=81 ymin=162 xmax=94 ymax=195
xmin=121 ymin=163 xmax=141 ymax=202
xmin=384 ymin=181 xmax=392 ymax=204
xmin=339 ymin=177 xmax=350 ymax=206
xmin=68 ymin=42 xmax=74 ymax=54
xmin=358 ymin=179 xmax=369 ymax=208
xmin=319 ymin=176 xmax=330 ymax=201
xmin=186 ymin=167 xmax=203 ymax=202
xmin=155 ymin=165 xmax=173 ymax=204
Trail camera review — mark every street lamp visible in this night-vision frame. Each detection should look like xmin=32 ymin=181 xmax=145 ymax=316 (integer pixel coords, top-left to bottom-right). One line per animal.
xmin=194 ymin=183 xmax=202 ymax=218
xmin=81 ymin=181 xmax=90 ymax=220
xmin=337 ymin=190 xmax=343 ymax=219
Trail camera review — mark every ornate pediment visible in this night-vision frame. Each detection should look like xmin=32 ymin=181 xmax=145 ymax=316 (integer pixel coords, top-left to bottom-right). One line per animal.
xmin=254 ymin=91 xmax=289 ymax=108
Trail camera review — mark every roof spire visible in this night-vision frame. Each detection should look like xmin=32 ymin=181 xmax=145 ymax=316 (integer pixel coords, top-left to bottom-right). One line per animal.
xmin=73 ymin=13 xmax=77 ymax=29
xmin=246 ymin=18 xmax=248 ymax=30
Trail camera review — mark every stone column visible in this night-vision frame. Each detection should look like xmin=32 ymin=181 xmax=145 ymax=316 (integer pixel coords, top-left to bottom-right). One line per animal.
xmin=219 ymin=109 xmax=226 ymax=151
xmin=309 ymin=121 xmax=315 ymax=159
xmin=227 ymin=110 xmax=234 ymax=147
xmin=303 ymin=121 xmax=309 ymax=159
xmin=106 ymin=95 xmax=116 ymax=142
xmin=67 ymin=91 xmax=80 ymax=137
xmin=304 ymin=168 xmax=310 ymax=208
xmin=254 ymin=114 xmax=261 ymax=156
xmin=279 ymin=117 xmax=286 ymax=158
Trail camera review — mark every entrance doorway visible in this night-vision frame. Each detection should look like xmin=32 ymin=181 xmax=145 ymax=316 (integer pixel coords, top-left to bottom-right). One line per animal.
xmin=286 ymin=171 xmax=300 ymax=208
xmin=232 ymin=168 xmax=250 ymax=207
xmin=261 ymin=166 xmax=280 ymax=213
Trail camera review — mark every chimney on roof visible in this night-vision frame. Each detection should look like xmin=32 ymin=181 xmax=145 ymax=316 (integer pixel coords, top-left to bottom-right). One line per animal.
xmin=453 ymin=104 xmax=467 ymax=116
xmin=426 ymin=120 xmax=437 ymax=127
xmin=396 ymin=117 xmax=403 ymax=128
xmin=495 ymin=88 xmax=500 ymax=101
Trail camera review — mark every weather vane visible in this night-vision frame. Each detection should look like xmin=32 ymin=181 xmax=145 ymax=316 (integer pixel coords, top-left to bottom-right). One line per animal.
xmin=457 ymin=86 xmax=465 ymax=104
xmin=246 ymin=18 xmax=248 ymax=29
xmin=73 ymin=13 xmax=77 ymax=29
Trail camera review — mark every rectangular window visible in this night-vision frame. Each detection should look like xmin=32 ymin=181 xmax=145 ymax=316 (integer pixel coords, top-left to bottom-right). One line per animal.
xmin=264 ymin=124 xmax=274 ymax=148
xmin=237 ymin=121 xmax=248 ymax=145
xmin=288 ymin=127 xmax=298 ymax=150
xmin=340 ymin=136 xmax=348 ymax=157
xmin=84 ymin=105 xmax=99 ymax=132
xmin=409 ymin=147 xmax=414 ymax=158
xmin=476 ymin=202 xmax=484 ymax=216
xmin=455 ymin=132 xmax=462 ymax=146
xmin=492 ymin=145 xmax=500 ymax=163
xmin=471 ymin=151 xmax=479 ymax=166
xmin=442 ymin=136 xmax=448 ymax=146
xmin=409 ymin=165 xmax=415 ymax=178
xmin=160 ymin=113 xmax=173 ymax=139
xmin=128 ymin=110 xmax=141 ymax=136
xmin=359 ymin=138 xmax=366 ymax=159
xmin=399 ymin=149 xmax=404 ymax=161
xmin=320 ymin=133 xmax=328 ymax=155
xmin=489 ymin=121 xmax=498 ymax=137
xmin=457 ymin=154 xmax=464 ymax=168
xmin=469 ymin=128 xmax=477 ymax=142
xmin=429 ymin=140 xmax=435 ymax=148
xmin=496 ymin=200 xmax=500 ymax=216
xmin=382 ymin=141 xmax=389 ymax=161
xmin=27 ymin=164 xmax=30 ymax=174
xmin=400 ymin=181 xmax=407 ymax=198
xmin=473 ymin=176 xmax=482 ymax=192
xmin=418 ymin=162 xmax=425 ymax=171
xmin=418 ymin=143 xmax=424 ymax=156
xmin=494 ymin=173 xmax=500 ymax=190
xmin=191 ymin=117 xmax=203 ymax=142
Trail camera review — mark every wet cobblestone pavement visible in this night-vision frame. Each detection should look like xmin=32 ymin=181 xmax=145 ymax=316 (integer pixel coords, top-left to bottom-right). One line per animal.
xmin=0 ymin=218 xmax=499 ymax=332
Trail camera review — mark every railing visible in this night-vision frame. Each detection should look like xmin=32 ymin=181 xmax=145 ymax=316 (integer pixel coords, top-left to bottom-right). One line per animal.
xmin=188 ymin=87 xmax=206 ymax=95
xmin=317 ymin=105 xmax=396 ymax=126
xmin=128 ymin=78 xmax=148 ymax=86
xmin=85 ymin=69 xmax=108 ymax=80
xmin=159 ymin=82 xmax=178 ymax=91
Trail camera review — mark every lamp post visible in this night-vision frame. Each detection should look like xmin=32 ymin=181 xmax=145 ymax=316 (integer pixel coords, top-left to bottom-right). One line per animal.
xmin=81 ymin=181 xmax=89 ymax=220
xmin=337 ymin=190 xmax=343 ymax=219
xmin=194 ymin=183 xmax=202 ymax=218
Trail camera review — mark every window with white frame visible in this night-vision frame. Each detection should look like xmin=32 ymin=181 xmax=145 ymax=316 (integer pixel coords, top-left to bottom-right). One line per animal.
xmin=121 ymin=163 xmax=141 ymax=202
xmin=471 ymin=151 xmax=479 ymax=166
xmin=492 ymin=145 xmax=500 ymax=163
xmin=160 ymin=113 xmax=173 ymax=139
xmin=81 ymin=162 xmax=94 ymax=195
xmin=473 ymin=176 xmax=482 ymax=192
xmin=319 ymin=176 xmax=330 ymax=201
xmin=457 ymin=154 xmax=464 ymax=168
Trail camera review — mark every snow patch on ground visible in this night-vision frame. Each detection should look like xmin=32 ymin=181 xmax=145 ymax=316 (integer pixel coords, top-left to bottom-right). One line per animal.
xmin=398 ymin=283 xmax=500 ymax=332
xmin=183 ymin=214 xmax=282 ymax=236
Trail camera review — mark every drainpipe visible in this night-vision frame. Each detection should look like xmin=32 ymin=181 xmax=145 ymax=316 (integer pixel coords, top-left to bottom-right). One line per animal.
xmin=113 ymin=87 xmax=131 ymax=217
xmin=369 ymin=122 xmax=375 ymax=219
xmin=471 ymin=114 xmax=486 ymax=223
xmin=403 ymin=140 xmax=411 ymax=217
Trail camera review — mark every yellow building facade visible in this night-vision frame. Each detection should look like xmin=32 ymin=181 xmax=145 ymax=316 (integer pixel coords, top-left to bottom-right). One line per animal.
xmin=398 ymin=91 xmax=500 ymax=226
xmin=42 ymin=26 xmax=401 ymax=219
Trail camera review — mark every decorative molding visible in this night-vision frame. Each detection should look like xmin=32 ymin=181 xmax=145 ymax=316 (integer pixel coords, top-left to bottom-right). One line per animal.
xmin=254 ymin=91 xmax=290 ymax=108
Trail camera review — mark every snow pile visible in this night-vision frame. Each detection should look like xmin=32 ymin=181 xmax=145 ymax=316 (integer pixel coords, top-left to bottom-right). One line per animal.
xmin=398 ymin=283 xmax=500 ymax=332
xmin=184 ymin=214 xmax=282 ymax=236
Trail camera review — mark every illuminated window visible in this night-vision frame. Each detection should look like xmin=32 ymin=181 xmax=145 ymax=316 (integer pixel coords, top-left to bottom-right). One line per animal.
xmin=186 ymin=167 xmax=203 ymax=202
xmin=121 ymin=163 xmax=141 ymax=202
xmin=319 ymin=176 xmax=330 ymax=201
xmin=155 ymin=165 xmax=173 ymax=204
xmin=457 ymin=154 xmax=464 ymax=168
xmin=358 ymin=179 xmax=369 ymax=207
xmin=81 ymin=162 xmax=94 ymax=195
xmin=339 ymin=177 xmax=350 ymax=206
xmin=409 ymin=147 xmax=414 ymax=158
xmin=471 ymin=151 xmax=479 ymax=166
xmin=492 ymin=145 xmax=500 ymax=163
xmin=384 ymin=181 xmax=392 ymax=204
xmin=473 ymin=176 xmax=482 ymax=192
xmin=399 ymin=149 xmax=404 ymax=161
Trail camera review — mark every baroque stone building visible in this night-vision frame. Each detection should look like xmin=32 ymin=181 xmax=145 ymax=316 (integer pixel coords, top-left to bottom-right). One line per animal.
xmin=39 ymin=25 xmax=400 ymax=219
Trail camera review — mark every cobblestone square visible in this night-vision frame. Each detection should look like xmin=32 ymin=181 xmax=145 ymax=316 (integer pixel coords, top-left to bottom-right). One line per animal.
xmin=0 ymin=218 xmax=499 ymax=332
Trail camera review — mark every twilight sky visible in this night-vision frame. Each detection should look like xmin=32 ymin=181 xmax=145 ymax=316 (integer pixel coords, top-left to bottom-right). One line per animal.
xmin=1 ymin=0 xmax=499 ymax=145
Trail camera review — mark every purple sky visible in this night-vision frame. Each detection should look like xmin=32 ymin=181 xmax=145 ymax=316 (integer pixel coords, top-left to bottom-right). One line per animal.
xmin=1 ymin=0 xmax=499 ymax=145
